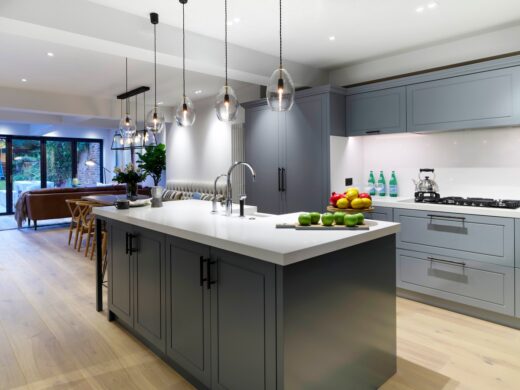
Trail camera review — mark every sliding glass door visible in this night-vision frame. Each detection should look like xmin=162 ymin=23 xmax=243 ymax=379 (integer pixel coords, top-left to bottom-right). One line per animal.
xmin=0 ymin=137 xmax=7 ymax=214
xmin=12 ymin=138 xmax=41 ymax=208
xmin=0 ymin=136 xmax=103 ymax=215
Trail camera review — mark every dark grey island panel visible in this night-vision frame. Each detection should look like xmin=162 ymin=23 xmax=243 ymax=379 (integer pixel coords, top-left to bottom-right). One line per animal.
xmin=103 ymin=218 xmax=397 ymax=390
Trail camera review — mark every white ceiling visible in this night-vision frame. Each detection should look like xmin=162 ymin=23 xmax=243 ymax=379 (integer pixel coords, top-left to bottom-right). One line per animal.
xmin=88 ymin=0 xmax=520 ymax=69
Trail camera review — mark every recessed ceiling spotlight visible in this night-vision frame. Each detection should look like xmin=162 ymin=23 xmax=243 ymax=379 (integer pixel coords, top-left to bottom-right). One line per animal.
xmin=427 ymin=1 xmax=438 ymax=8
xmin=47 ymin=52 xmax=54 ymax=57
xmin=416 ymin=6 xmax=425 ymax=13
xmin=194 ymin=89 xmax=203 ymax=95
xmin=157 ymin=101 xmax=164 ymax=105
xmin=233 ymin=17 xmax=240 ymax=23
xmin=329 ymin=36 xmax=336 ymax=41
xmin=21 ymin=78 xmax=27 ymax=82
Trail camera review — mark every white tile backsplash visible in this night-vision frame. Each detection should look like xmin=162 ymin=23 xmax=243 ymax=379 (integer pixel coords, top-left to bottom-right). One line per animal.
xmin=331 ymin=127 xmax=520 ymax=199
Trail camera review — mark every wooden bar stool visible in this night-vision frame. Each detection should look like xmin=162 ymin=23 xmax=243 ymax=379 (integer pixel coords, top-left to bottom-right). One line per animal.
xmin=75 ymin=201 xmax=102 ymax=255
xmin=65 ymin=199 xmax=81 ymax=247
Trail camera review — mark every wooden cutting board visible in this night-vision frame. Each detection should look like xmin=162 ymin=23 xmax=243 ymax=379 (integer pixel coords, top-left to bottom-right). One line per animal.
xmin=276 ymin=223 xmax=370 ymax=231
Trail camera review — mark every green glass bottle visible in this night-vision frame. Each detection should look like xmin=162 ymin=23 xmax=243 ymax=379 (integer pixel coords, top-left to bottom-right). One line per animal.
xmin=377 ymin=171 xmax=386 ymax=196
xmin=368 ymin=170 xmax=376 ymax=196
xmin=389 ymin=171 xmax=398 ymax=197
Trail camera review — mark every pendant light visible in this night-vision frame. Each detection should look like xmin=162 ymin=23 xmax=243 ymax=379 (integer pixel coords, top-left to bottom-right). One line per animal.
xmin=215 ymin=0 xmax=239 ymax=122
xmin=146 ymin=12 xmax=165 ymax=134
xmin=119 ymin=58 xmax=137 ymax=137
xmin=266 ymin=0 xmax=295 ymax=112
xmin=175 ymin=0 xmax=196 ymax=127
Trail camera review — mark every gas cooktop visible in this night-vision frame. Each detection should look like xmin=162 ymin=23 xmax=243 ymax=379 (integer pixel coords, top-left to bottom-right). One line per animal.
xmin=415 ymin=196 xmax=520 ymax=209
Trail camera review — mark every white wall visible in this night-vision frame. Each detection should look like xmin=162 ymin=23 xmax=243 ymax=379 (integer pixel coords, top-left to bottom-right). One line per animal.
xmin=166 ymin=86 xmax=260 ymax=183
xmin=331 ymin=127 xmax=520 ymax=199
xmin=330 ymin=24 xmax=520 ymax=86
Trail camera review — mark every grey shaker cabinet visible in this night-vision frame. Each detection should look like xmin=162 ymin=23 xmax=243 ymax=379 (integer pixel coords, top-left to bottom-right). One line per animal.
xmin=107 ymin=222 xmax=166 ymax=351
xmin=244 ymin=86 xmax=346 ymax=215
xmin=108 ymin=221 xmax=133 ymax=328
xmin=210 ymin=248 xmax=277 ymax=390
xmin=166 ymin=237 xmax=211 ymax=388
xmin=365 ymin=206 xmax=393 ymax=221
xmin=516 ymin=269 xmax=520 ymax=318
xmin=346 ymin=87 xmax=406 ymax=136
xmin=407 ymin=67 xmax=520 ymax=132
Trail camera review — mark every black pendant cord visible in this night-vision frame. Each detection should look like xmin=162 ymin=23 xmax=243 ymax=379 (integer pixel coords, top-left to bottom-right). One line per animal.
xmin=225 ymin=0 xmax=228 ymax=87
xmin=125 ymin=57 xmax=130 ymax=116
xmin=279 ymin=0 xmax=283 ymax=69
xmin=154 ymin=23 xmax=157 ymax=111
xmin=182 ymin=2 xmax=186 ymax=104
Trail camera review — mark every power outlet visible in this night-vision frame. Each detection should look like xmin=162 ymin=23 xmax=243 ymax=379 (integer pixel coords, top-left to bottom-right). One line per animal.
xmin=345 ymin=178 xmax=353 ymax=186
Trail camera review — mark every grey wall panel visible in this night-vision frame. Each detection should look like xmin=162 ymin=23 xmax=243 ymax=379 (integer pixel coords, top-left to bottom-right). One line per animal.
xmin=407 ymin=67 xmax=520 ymax=132
xmin=346 ymin=87 xmax=406 ymax=136
xmin=397 ymin=249 xmax=515 ymax=316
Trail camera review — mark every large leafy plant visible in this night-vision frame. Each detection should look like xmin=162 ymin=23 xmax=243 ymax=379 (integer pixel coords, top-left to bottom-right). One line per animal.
xmin=137 ymin=143 xmax=166 ymax=186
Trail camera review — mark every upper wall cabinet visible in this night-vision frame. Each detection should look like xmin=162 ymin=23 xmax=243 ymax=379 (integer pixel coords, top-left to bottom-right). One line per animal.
xmin=346 ymin=87 xmax=406 ymax=136
xmin=407 ymin=67 xmax=520 ymax=133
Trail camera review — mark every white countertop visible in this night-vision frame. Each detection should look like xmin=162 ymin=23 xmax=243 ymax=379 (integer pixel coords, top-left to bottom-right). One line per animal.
xmin=372 ymin=196 xmax=520 ymax=218
xmin=94 ymin=200 xmax=400 ymax=266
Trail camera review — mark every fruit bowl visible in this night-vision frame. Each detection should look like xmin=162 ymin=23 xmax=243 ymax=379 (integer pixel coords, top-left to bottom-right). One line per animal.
xmin=326 ymin=206 xmax=375 ymax=214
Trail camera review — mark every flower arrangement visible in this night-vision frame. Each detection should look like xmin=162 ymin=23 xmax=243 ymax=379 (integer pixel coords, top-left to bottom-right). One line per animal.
xmin=113 ymin=163 xmax=147 ymax=200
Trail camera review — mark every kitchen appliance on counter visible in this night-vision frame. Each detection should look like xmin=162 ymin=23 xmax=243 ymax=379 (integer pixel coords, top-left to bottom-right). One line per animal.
xmin=416 ymin=196 xmax=520 ymax=209
xmin=413 ymin=168 xmax=440 ymax=202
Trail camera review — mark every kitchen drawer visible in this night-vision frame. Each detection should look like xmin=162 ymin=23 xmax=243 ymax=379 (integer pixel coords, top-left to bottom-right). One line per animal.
xmin=394 ymin=209 xmax=514 ymax=267
xmin=515 ymin=268 xmax=520 ymax=318
xmin=365 ymin=206 xmax=393 ymax=222
xmin=397 ymin=250 xmax=515 ymax=316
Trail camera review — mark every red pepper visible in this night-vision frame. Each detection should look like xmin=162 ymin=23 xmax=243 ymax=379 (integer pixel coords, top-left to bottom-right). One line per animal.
xmin=329 ymin=192 xmax=345 ymax=207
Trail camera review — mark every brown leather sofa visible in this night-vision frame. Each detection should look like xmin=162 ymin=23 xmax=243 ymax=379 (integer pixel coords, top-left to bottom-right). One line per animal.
xmin=21 ymin=185 xmax=129 ymax=229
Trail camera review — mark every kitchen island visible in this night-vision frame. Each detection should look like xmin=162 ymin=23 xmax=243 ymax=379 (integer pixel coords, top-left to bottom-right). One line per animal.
xmin=94 ymin=200 xmax=400 ymax=390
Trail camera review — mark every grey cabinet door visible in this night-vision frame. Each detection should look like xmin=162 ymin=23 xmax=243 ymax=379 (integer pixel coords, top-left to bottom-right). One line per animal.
xmin=346 ymin=87 xmax=406 ymax=136
xmin=516 ymin=269 xmax=520 ymax=318
xmin=407 ymin=67 xmax=520 ymax=132
xmin=365 ymin=206 xmax=393 ymax=221
xmin=210 ymin=249 xmax=277 ymax=390
xmin=133 ymin=227 xmax=166 ymax=352
xmin=244 ymin=105 xmax=282 ymax=214
xmin=166 ymin=238 xmax=211 ymax=388
xmin=108 ymin=222 xmax=133 ymax=327
xmin=284 ymin=94 xmax=330 ymax=213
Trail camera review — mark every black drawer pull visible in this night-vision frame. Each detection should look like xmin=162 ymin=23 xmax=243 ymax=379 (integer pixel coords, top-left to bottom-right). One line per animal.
xmin=200 ymin=256 xmax=209 ymax=287
xmin=125 ymin=232 xmax=129 ymax=254
xmin=207 ymin=259 xmax=217 ymax=290
xmin=365 ymin=130 xmax=380 ymax=135
xmin=278 ymin=168 xmax=282 ymax=192
xmin=127 ymin=234 xmax=137 ymax=255
xmin=427 ymin=214 xmax=466 ymax=222
xmin=428 ymin=257 xmax=466 ymax=267
xmin=281 ymin=168 xmax=286 ymax=192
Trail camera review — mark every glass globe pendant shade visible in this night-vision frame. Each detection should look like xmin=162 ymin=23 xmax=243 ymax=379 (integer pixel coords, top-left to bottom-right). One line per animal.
xmin=119 ymin=115 xmax=137 ymax=138
xmin=175 ymin=96 xmax=196 ymax=127
xmin=215 ymin=86 xmax=239 ymax=122
xmin=145 ymin=108 xmax=165 ymax=134
xmin=266 ymin=67 xmax=295 ymax=112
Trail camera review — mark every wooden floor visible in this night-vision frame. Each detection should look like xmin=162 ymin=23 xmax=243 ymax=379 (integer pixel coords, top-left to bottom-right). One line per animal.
xmin=1 ymin=227 xmax=519 ymax=389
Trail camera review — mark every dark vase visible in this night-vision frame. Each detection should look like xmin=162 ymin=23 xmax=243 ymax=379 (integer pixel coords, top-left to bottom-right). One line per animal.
xmin=126 ymin=182 xmax=138 ymax=200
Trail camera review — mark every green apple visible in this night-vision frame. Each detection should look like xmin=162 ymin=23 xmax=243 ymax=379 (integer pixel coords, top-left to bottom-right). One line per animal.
xmin=355 ymin=213 xmax=365 ymax=225
xmin=298 ymin=213 xmax=312 ymax=226
xmin=334 ymin=212 xmax=346 ymax=225
xmin=344 ymin=214 xmax=358 ymax=227
xmin=310 ymin=212 xmax=321 ymax=224
xmin=321 ymin=213 xmax=334 ymax=226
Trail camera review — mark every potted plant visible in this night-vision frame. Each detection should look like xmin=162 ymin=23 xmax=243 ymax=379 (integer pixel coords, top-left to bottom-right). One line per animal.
xmin=113 ymin=163 xmax=147 ymax=200
xmin=137 ymin=143 xmax=166 ymax=187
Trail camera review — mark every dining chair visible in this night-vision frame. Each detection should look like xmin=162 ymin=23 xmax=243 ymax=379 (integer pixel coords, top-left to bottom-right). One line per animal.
xmin=65 ymin=199 xmax=81 ymax=247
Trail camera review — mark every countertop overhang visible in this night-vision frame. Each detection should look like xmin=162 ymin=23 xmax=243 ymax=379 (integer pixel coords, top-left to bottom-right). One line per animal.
xmin=94 ymin=200 xmax=400 ymax=266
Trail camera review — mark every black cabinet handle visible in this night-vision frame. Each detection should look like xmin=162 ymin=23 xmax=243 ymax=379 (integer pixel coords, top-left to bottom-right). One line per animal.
xmin=428 ymin=256 xmax=466 ymax=268
xmin=125 ymin=232 xmax=129 ymax=254
xmin=128 ymin=234 xmax=137 ymax=255
xmin=278 ymin=168 xmax=282 ymax=192
xmin=281 ymin=168 xmax=286 ymax=192
xmin=200 ymin=256 xmax=209 ymax=287
xmin=365 ymin=130 xmax=380 ymax=135
xmin=206 ymin=259 xmax=217 ymax=290
xmin=427 ymin=214 xmax=466 ymax=222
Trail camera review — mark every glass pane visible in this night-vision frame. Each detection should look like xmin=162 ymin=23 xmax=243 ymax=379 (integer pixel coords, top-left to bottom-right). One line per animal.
xmin=77 ymin=141 xmax=101 ymax=186
xmin=46 ymin=140 xmax=72 ymax=188
xmin=0 ymin=138 xmax=6 ymax=213
xmin=12 ymin=139 xmax=42 ymax=205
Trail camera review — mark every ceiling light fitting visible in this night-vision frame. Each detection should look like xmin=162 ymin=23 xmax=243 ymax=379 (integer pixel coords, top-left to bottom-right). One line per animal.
xmin=146 ymin=12 xmax=165 ymax=134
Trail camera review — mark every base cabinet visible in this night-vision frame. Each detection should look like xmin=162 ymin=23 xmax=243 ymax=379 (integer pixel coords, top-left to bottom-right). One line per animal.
xmin=365 ymin=206 xmax=393 ymax=221
xmin=516 ymin=269 xmax=520 ymax=318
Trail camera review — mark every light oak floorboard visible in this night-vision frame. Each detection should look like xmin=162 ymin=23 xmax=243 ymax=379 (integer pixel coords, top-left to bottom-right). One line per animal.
xmin=1 ymin=227 xmax=520 ymax=389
